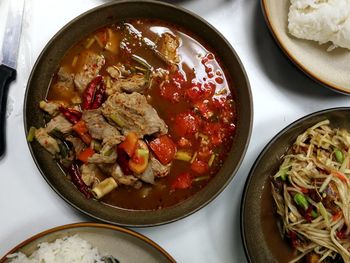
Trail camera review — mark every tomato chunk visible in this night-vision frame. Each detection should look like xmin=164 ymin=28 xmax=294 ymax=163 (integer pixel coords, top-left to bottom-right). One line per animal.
xmin=185 ymin=81 xmax=203 ymax=102
xmin=173 ymin=112 xmax=200 ymax=138
xmin=159 ymin=71 xmax=186 ymax=103
xmin=191 ymin=160 xmax=209 ymax=174
xmin=129 ymin=140 xmax=149 ymax=174
xmin=118 ymin=132 xmax=138 ymax=157
xmin=149 ymin=135 xmax=176 ymax=165
xmin=77 ymin=147 xmax=95 ymax=163
xmin=171 ymin=172 xmax=192 ymax=190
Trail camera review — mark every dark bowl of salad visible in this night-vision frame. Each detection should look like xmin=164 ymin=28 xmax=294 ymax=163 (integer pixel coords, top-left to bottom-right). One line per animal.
xmin=24 ymin=0 xmax=252 ymax=226
xmin=241 ymin=107 xmax=350 ymax=263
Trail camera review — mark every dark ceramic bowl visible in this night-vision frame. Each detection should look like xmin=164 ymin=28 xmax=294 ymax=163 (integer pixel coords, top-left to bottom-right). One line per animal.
xmin=24 ymin=0 xmax=252 ymax=227
xmin=241 ymin=107 xmax=350 ymax=262
xmin=0 ymin=223 xmax=175 ymax=262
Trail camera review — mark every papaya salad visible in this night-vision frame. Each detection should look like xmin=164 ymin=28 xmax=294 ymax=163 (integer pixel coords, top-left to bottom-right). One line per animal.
xmin=271 ymin=120 xmax=350 ymax=263
xmin=27 ymin=19 xmax=237 ymax=210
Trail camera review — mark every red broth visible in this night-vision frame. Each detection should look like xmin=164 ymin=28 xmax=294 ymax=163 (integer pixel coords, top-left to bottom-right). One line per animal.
xmin=47 ymin=19 xmax=237 ymax=210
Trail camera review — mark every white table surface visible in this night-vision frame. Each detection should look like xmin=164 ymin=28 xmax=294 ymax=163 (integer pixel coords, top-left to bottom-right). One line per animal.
xmin=1 ymin=0 xmax=350 ymax=262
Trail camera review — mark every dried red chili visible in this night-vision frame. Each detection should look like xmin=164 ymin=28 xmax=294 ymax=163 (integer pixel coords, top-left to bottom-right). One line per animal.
xmin=67 ymin=162 xmax=91 ymax=198
xmin=82 ymin=75 xmax=103 ymax=110
xmin=59 ymin=107 xmax=82 ymax=124
xmin=91 ymin=82 xmax=106 ymax=109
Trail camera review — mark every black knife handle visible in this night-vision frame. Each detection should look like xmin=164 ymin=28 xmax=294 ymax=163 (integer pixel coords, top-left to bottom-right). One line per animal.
xmin=0 ymin=64 xmax=16 ymax=158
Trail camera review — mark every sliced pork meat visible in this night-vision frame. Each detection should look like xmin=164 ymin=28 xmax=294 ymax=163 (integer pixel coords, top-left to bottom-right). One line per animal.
xmin=100 ymin=163 xmax=139 ymax=186
xmin=88 ymin=151 xmax=117 ymax=164
xmin=157 ymin=33 xmax=180 ymax=64
xmin=80 ymin=163 xmax=100 ymax=187
xmin=106 ymin=66 xmax=122 ymax=79
xmin=138 ymin=163 xmax=155 ymax=184
xmin=39 ymin=101 xmax=63 ymax=116
xmin=118 ymin=175 xmax=139 ymax=186
xmin=74 ymin=51 xmax=105 ymax=93
xmin=58 ymin=66 xmax=74 ymax=83
xmin=82 ymin=109 xmax=123 ymax=146
xmin=102 ymin=92 xmax=168 ymax=137
xmin=45 ymin=114 xmax=73 ymax=134
xmin=106 ymin=74 xmax=148 ymax=95
xmin=151 ymin=155 xmax=171 ymax=178
xmin=35 ymin=128 xmax=60 ymax=155
xmin=49 ymin=67 xmax=81 ymax=103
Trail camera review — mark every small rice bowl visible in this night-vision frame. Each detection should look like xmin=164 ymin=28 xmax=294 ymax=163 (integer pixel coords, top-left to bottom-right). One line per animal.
xmin=6 ymin=235 xmax=108 ymax=263
xmin=288 ymin=0 xmax=350 ymax=50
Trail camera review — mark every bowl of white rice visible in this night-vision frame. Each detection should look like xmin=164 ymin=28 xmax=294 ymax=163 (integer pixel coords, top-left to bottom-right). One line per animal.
xmin=0 ymin=223 xmax=175 ymax=263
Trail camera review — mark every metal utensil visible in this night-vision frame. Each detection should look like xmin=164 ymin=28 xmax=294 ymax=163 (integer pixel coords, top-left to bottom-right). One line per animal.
xmin=0 ymin=0 xmax=25 ymax=158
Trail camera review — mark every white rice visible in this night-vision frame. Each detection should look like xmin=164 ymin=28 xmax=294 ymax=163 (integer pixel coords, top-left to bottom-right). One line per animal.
xmin=288 ymin=0 xmax=350 ymax=50
xmin=7 ymin=235 xmax=106 ymax=263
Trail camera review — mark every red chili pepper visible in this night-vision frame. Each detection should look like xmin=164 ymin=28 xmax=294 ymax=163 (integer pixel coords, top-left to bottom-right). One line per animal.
xmin=304 ymin=207 xmax=313 ymax=223
xmin=336 ymin=226 xmax=347 ymax=239
xmin=59 ymin=107 xmax=82 ymax=124
xmin=117 ymin=147 xmax=133 ymax=175
xmin=288 ymin=231 xmax=299 ymax=248
xmin=91 ymin=82 xmax=106 ymax=109
xmin=67 ymin=162 xmax=91 ymax=198
xmin=82 ymin=75 xmax=103 ymax=110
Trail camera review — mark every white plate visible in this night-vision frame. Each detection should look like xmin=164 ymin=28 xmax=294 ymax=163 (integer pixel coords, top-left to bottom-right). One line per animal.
xmin=261 ymin=0 xmax=350 ymax=94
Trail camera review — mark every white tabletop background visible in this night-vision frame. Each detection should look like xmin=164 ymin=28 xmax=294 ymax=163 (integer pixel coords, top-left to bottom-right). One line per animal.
xmin=0 ymin=0 xmax=350 ymax=262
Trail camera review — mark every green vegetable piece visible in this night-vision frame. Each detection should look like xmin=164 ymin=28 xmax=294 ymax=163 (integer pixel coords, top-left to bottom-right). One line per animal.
xmin=174 ymin=150 xmax=192 ymax=162
xmin=110 ymin=114 xmax=125 ymax=127
xmin=311 ymin=210 xmax=318 ymax=219
xmin=136 ymin=148 xmax=149 ymax=158
xmin=58 ymin=142 xmax=68 ymax=158
xmin=102 ymin=146 xmax=113 ymax=156
xmin=294 ymin=193 xmax=309 ymax=210
xmin=193 ymin=175 xmax=210 ymax=183
xmin=27 ymin=126 xmax=37 ymax=142
xmin=335 ymin=149 xmax=344 ymax=163
xmin=277 ymin=168 xmax=288 ymax=181
xmin=91 ymin=140 xmax=101 ymax=152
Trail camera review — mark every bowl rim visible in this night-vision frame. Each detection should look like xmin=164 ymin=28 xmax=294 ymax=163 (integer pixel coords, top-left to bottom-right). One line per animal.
xmin=0 ymin=222 xmax=176 ymax=262
xmin=240 ymin=106 xmax=350 ymax=262
xmin=24 ymin=0 xmax=253 ymax=227
xmin=260 ymin=0 xmax=350 ymax=95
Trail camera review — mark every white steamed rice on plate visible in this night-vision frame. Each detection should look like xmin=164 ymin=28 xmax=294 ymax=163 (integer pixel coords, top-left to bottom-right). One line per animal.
xmin=6 ymin=235 xmax=117 ymax=263
xmin=288 ymin=0 xmax=350 ymax=51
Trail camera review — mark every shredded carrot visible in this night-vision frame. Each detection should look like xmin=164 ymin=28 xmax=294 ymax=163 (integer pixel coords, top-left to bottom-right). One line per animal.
xmin=332 ymin=171 xmax=348 ymax=183
xmin=300 ymin=187 xmax=309 ymax=194
xmin=332 ymin=211 xmax=343 ymax=221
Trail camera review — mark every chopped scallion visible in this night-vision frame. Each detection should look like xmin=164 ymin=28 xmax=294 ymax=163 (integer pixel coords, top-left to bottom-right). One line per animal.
xmin=85 ymin=38 xmax=95 ymax=49
xmin=110 ymin=114 xmax=125 ymax=127
xmin=208 ymin=153 xmax=216 ymax=167
xmin=193 ymin=176 xmax=210 ymax=182
xmin=190 ymin=151 xmax=198 ymax=163
xmin=27 ymin=126 xmax=36 ymax=142
xmin=175 ymin=151 xmax=192 ymax=162
xmin=71 ymin=56 xmax=78 ymax=67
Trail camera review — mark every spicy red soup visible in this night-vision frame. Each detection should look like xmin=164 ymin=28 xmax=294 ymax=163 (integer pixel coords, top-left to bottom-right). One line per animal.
xmin=32 ymin=19 xmax=237 ymax=210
